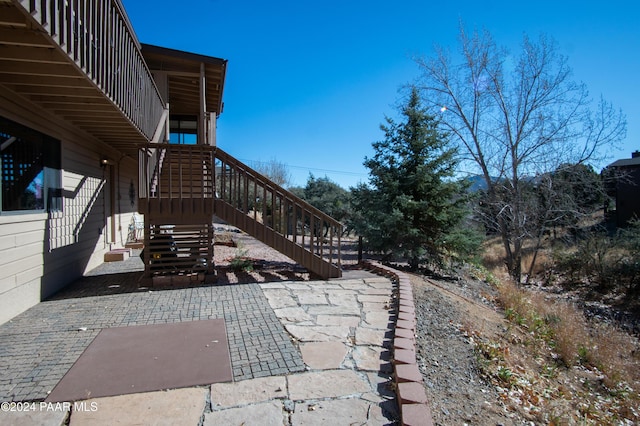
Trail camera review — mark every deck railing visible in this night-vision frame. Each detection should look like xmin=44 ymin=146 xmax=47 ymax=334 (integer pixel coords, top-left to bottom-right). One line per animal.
xmin=15 ymin=0 xmax=165 ymax=139
xmin=138 ymin=143 xmax=343 ymax=278
xmin=214 ymin=147 xmax=342 ymax=277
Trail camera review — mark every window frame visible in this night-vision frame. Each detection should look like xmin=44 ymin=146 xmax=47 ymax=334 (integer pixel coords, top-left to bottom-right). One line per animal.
xmin=0 ymin=116 xmax=62 ymax=215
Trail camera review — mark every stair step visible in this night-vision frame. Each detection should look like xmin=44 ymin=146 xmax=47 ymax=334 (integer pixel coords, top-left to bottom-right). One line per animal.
xmin=141 ymin=144 xmax=342 ymax=279
xmin=125 ymin=241 xmax=144 ymax=249
xmin=104 ymin=248 xmax=132 ymax=262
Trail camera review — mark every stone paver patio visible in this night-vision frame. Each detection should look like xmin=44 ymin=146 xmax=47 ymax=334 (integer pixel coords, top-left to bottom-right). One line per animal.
xmin=0 ymin=257 xmax=399 ymax=424
xmin=0 ymin=278 xmax=304 ymax=402
xmin=202 ymin=277 xmax=398 ymax=425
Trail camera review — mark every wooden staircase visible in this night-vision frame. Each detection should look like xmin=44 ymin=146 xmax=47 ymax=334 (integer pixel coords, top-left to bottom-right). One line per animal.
xmin=139 ymin=143 xmax=342 ymax=279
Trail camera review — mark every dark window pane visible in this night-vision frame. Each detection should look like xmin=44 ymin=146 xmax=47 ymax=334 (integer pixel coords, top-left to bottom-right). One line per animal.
xmin=1 ymin=116 xmax=60 ymax=212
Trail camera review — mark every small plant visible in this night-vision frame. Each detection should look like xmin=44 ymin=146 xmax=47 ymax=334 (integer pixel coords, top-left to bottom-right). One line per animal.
xmin=472 ymin=263 xmax=501 ymax=286
xmin=577 ymin=345 xmax=590 ymax=366
xmin=541 ymin=364 xmax=558 ymax=379
xmin=497 ymin=366 xmax=515 ymax=386
xmin=531 ymin=313 xmax=555 ymax=343
xmin=229 ymin=248 xmax=253 ymax=272
xmin=514 ymin=312 xmax=527 ymax=327
xmin=476 ymin=339 xmax=506 ymax=362
xmin=504 ymin=307 xmax=515 ymax=321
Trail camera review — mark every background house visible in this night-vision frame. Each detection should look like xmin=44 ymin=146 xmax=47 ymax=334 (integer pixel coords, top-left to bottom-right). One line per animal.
xmin=604 ymin=151 xmax=640 ymax=227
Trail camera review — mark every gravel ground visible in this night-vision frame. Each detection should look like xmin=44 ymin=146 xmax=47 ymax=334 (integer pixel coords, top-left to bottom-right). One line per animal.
xmin=410 ymin=272 xmax=521 ymax=426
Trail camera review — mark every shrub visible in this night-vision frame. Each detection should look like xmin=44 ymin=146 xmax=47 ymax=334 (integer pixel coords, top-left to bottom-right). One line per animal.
xmin=229 ymin=248 xmax=253 ymax=272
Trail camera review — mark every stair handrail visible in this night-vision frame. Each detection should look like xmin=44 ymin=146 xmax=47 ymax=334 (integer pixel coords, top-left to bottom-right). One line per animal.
xmin=213 ymin=146 xmax=342 ymax=273
xmin=139 ymin=143 xmax=342 ymax=224
xmin=137 ymin=142 xmax=343 ymax=276
xmin=213 ymin=147 xmax=339 ymax=226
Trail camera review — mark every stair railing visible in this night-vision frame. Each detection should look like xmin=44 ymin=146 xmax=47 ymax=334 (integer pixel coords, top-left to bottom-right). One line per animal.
xmin=213 ymin=147 xmax=342 ymax=276
xmin=138 ymin=143 xmax=342 ymax=277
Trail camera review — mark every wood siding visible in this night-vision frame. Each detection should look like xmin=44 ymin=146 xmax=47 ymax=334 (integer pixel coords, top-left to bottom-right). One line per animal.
xmin=0 ymin=87 xmax=138 ymax=324
xmin=0 ymin=213 xmax=46 ymax=323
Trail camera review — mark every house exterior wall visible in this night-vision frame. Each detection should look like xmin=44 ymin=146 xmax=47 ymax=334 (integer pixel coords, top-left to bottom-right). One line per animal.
xmin=0 ymin=86 xmax=139 ymax=324
xmin=614 ymin=166 xmax=640 ymax=226
xmin=0 ymin=212 xmax=46 ymax=324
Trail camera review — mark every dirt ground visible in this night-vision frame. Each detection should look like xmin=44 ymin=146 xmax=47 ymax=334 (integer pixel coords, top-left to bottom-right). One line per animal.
xmin=410 ymin=272 xmax=522 ymax=425
xmin=410 ymin=268 xmax=639 ymax=426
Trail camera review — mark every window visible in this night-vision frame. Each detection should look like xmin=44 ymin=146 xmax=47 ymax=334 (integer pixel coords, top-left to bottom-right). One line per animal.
xmin=169 ymin=115 xmax=198 ymax=144
xmin=1 ymin=116 xmax=61 ymax=213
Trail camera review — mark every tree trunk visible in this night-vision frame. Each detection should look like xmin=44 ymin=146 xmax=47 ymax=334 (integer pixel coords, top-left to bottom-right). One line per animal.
xmin=500 ymin=225 xmax=523 ymax=283
xmin=503 ymin=247 xmax=522 ymax=282
xmin=511 ymin=238 xmax=523 ymax=283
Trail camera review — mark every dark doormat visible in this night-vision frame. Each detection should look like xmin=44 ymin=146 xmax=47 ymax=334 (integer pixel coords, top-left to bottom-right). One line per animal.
xmin=46 ymin=319 xmax=232 ymax=402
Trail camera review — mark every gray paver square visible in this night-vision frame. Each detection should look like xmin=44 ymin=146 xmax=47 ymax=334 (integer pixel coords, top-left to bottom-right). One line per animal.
xmin=288 ymin=370 xmax=371 ymax=400
xmin=296 ymin=292 xmax=329 ymax=305
xmin=272 ymin=307 xmax=313 ymax=324
xmin=284 ymin=325 xmax=350 ymax=342
xmin=211 ymin=376 xmax=287 ymax=408
xmin=0 ymin=408 xmax=68 ymax=426
xmin=292 ymin=398 xmax=387 ymax=426
xmin=69 ymin=388 xmax=206 ymax=426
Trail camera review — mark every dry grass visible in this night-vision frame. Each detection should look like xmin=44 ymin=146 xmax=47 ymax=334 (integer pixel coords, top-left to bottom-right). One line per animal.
xmin=481 ymin=237 xmax=553 ymax=280
xmin=483 ymin=236 xmax=639 ymax=387
xmin=480 ymin=236 xmax=507 ymax=276
xmin=476 ymin=230 xmax=640 ymax=422
xmin=497 ymin=279 xmax=639 ymax=384
xmin=494 ymin=279 xmax=640 ymax=423
xmin=522 ymin=250 xmax=552 ymax=277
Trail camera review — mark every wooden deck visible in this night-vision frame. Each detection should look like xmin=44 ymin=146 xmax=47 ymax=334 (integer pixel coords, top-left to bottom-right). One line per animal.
xmin=1 ymin=0 xmax=166 ymax=154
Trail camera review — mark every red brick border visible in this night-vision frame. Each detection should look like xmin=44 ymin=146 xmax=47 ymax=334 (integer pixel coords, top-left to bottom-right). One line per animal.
xmin=361 ymin=260 xmax=434 ymax=426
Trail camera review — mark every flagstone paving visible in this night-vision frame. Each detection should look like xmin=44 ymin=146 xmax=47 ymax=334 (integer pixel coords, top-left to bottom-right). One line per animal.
xmin=200 ymin=276 xmax=398 ymax=425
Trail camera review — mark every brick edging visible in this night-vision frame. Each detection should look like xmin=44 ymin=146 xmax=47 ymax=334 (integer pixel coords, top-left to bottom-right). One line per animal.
xmin=360 ymin=260 xmax=434 ymax=426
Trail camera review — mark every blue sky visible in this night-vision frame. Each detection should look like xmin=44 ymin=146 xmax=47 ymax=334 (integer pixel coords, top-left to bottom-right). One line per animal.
xmin=123 ymin=0 xmax=639 ymax=189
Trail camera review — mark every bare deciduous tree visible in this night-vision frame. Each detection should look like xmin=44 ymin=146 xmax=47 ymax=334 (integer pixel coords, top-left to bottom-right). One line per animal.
xmin=252 ymin=158 xmax=293 ymax=189
xmin=415 ymin=27 xmax=626 ymax=282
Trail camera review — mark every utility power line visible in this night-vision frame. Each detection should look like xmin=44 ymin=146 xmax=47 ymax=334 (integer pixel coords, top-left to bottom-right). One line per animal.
xmin=238 ymin=158 xmax=367 ymax=177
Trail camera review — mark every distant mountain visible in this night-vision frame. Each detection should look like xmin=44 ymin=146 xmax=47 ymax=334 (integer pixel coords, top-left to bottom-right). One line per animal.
xmin=464 ymin=175 xmax=489 ymax=192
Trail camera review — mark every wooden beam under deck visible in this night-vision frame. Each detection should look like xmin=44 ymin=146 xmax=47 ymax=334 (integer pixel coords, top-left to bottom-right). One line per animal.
xmin=0 ymin=0 xmax=165 ymax=146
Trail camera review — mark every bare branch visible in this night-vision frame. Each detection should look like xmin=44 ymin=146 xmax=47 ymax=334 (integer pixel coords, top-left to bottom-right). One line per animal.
xmin=413 ymin=25 xmax=627 ymax=282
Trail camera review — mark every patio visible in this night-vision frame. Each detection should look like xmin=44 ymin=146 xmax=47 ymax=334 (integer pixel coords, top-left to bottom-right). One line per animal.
xmin=0 ymin=253 xmax=307 ymax=402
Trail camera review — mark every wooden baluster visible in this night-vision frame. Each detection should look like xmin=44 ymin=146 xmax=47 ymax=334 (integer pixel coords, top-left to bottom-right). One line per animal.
xmin=252 ymin=176 xmax=257 ymax=236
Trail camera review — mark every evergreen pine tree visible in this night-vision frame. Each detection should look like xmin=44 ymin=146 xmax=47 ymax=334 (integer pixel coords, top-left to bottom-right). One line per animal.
xmin=351 ymin=87 xmax=476 ymax=269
